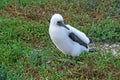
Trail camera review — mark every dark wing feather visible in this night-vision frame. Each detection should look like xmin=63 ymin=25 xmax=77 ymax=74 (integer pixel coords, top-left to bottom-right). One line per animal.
xmin=69 ymin=32 xmax=88 ymax=48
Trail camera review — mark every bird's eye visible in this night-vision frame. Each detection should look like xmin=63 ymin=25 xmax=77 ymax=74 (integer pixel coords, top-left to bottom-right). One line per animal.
xmin=57 ymin=21 xmax=61 ymax=25
xmin=57 ymin=21 xmax=60 ymax=24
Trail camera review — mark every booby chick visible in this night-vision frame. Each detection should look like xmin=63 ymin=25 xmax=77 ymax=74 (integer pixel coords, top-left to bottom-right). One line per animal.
xmin=49 ymin=13 xmax=95 ymax=57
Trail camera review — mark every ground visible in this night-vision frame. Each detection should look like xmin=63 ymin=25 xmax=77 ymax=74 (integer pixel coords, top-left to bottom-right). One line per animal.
xmin=0 ymin=0 xmax=120 ymax=80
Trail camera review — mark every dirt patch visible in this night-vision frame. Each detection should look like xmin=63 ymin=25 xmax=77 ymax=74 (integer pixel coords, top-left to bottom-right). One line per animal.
xmin=97 ymin=43 xmax=120 ymax=56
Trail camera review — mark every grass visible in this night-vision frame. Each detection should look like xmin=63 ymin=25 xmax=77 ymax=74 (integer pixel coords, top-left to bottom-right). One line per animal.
xmin=0 ymin=0 xmax=120 ymax=80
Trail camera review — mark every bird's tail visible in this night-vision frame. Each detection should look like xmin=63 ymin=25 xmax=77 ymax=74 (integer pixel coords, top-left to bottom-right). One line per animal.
xmin=89 ymin=48 xmax=96 ymax=52
xmin=88 ymin=40 xmax=96 ymax=52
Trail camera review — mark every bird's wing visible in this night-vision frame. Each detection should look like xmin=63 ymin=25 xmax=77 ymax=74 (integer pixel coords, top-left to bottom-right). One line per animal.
xmin=69 ymin=32 xmax=88 ymax=48
xmin=66 ymin=25 xmax=90 ymax=47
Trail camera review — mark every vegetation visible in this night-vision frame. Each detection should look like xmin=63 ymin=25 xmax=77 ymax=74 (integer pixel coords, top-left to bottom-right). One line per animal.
xmin=0 ymin=0 xmax=120 ymax=80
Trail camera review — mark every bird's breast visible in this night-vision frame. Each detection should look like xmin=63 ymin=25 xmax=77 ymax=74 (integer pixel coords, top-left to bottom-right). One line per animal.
xmin=50 ymin=27 xmax=69 ymax=44
xmin=49 ymin=27 xmax=73 ymax=54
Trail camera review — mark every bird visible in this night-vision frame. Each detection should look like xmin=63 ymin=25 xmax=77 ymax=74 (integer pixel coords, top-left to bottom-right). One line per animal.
xmin=49 ymin=13 xmax=95 ymax=57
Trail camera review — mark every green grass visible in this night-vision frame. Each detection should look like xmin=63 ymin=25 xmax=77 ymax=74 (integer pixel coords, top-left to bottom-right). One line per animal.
xmin=0 ymin=0 xmax=120 ymax=80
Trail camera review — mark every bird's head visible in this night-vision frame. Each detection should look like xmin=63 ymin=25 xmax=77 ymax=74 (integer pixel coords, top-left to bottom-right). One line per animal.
xmin=50 ymin=13 xmax=69 ymax=30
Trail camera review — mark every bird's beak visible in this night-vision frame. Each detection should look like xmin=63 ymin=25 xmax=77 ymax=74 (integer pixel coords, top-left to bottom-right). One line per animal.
xmin=59 ymin=21 xmax=69 ymax=30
